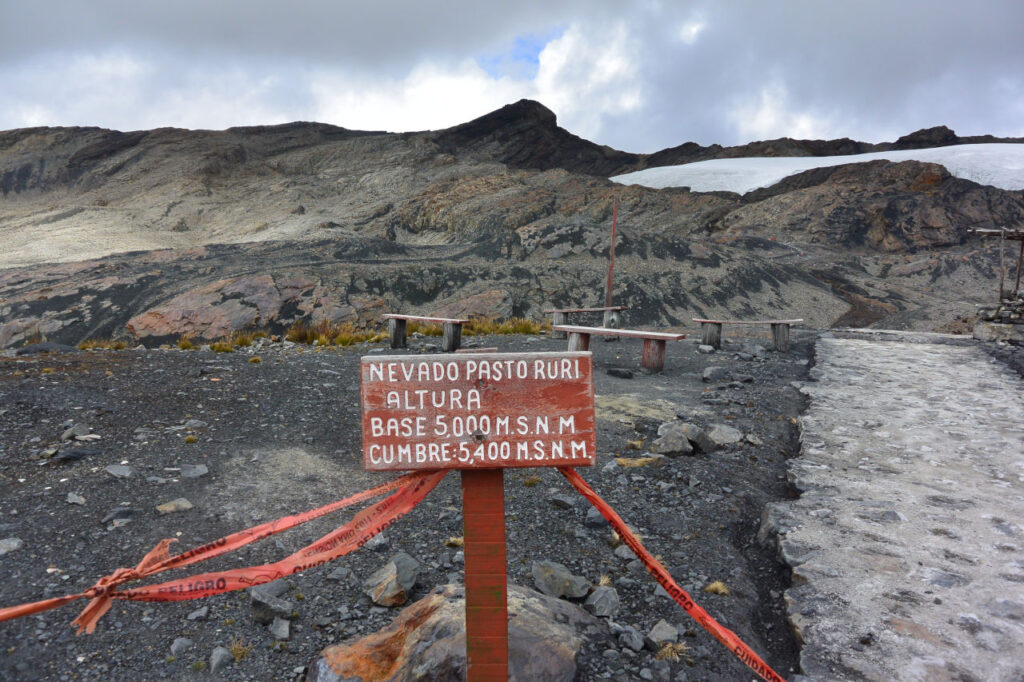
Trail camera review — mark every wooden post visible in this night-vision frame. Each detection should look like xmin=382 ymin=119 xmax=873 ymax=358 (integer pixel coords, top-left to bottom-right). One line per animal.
xmin=389 ymin=318 xmax=407 ymax=349
xmin=701 ymin=322 xmax=722 ymax=349
xmin=771 ymin=323 xmax=791 ymax=352
xmin=568 ymin=332 xmax=591 ymax=352
xmin=640 ymin=339 xmax=666 ymax=373
xmin=461 ymin=469 xmax=508 ymax=681
xmin=551 ymin=312 xmax=567 ymax=340
xmin=442 ymin=323 xmax=462 ymax=352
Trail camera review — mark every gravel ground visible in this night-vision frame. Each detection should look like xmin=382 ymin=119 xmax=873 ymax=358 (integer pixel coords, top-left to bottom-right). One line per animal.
xmin=0 ymin=330 xmax=814 ymax=681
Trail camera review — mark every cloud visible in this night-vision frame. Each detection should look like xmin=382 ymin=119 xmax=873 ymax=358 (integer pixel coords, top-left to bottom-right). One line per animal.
xmin=728 ymin=83 xmax=833 ymax=141
xmin=1 ymin=1 xmax=1023 ymax=152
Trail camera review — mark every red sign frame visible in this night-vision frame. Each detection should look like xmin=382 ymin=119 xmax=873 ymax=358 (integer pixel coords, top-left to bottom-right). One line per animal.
xmin=360 ymin=351 xmax=596 ymax=471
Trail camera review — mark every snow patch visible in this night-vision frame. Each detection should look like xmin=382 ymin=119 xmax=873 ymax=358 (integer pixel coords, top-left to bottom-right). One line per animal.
xmin=610 ymin=143 xmax=1024 ymax=193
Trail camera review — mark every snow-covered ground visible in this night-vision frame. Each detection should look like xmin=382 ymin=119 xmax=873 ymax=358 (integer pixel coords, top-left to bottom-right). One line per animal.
xmin=610 ymin=143 xmax=1024 ymax=193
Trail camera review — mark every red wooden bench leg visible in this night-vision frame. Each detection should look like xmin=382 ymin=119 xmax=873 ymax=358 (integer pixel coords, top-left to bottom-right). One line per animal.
xmin=568 ymin=332 xmax=590 ymax=352
xmin=641 ymin=338 xmax=666 ymax=373
xmin=389 ymin=318 xmax=407 ymax=349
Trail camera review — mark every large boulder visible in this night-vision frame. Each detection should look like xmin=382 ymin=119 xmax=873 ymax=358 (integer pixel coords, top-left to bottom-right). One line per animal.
xmin=307 ymin=583 xmax=607 ymax=682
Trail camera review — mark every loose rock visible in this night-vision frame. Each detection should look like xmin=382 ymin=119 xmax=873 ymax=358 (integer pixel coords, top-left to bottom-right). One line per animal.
xmin=531 ymin=560 xmax=591 ymax=599
xmin=363 ymin=551 xmax=420 ymax=607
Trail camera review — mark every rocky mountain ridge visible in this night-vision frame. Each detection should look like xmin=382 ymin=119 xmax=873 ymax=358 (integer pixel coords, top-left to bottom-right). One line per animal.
xmin=1 ymin=100 xmax=1023 ymax=348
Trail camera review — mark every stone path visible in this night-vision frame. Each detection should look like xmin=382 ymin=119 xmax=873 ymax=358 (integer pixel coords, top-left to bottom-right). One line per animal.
xmin=769 ymin=337 xmax=1024 ymax=681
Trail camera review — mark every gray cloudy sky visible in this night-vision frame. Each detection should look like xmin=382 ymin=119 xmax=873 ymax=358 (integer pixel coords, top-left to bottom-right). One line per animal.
xmin=2 ymin=1 xmax=1022 ymax=152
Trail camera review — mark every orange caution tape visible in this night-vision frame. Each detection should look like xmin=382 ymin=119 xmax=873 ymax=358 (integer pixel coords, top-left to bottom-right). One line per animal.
xmin=0 ymin=470 xmax=445 ymax=634
xmin=558 ymin=467 xmax=785 ymax=682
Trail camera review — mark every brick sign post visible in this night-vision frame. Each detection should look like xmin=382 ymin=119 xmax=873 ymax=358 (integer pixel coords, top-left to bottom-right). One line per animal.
xmin=361 ymin=351 xmax=596 ymax=680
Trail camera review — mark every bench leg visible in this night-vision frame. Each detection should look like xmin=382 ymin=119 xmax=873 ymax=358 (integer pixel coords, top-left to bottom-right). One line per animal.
xmin=551 ymin=312 xmax=567 ymax=340
xmin=442 ymin=323 xmax=462 ymax=352
xmin=567 ymin=332 xmax=590 ymax=352
xmin=601 ymin=309 xmax=620 ymax=342
xmin=701 ymin=322 xmax=722 ymax=349
xmin=389 ymin=318 xmax=407 ymax=349
xmin=771 ymin=323 xmax=790 ymax=352
xmin=641 ymin=339 xmax=666 ymax=373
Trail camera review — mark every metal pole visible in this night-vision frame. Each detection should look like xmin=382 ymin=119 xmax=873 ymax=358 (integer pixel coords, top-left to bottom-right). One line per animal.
xmin=605 ymin=200 xmax=617 ymax=308
xmin=1000 ymin=229 xmax=1006 ymax=300
xmin=1015 ymin=239 xmax=1024 ymax=297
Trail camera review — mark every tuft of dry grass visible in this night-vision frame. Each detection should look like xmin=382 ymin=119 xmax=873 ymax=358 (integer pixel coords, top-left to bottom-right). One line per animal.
xmin=78 ymin=338 xmax=129 ymax=350
xmin=598 ymin=574 xmax=612 ymax=587
xmin=703 ymin=581 xmax=730 ymax=596
xmin=445 ymin=536 xmax=464 ymax=548
xmin=229 ymin=637 xmax=252 ymax=662
xmin=176 ymin=335 xmax=194 ymax=350
xmin=184 ymin=434 xmax=197 ymax=444
xmin=248 ymin=356 xmax=262 ymax=364
xmin=286 ymin=320 xmax=385 ymax=346
xmin=463 ymin=316 xmax=550 ymax=337
xmin=655 ymin=641 xmax=690 ymax=662
xmin=407 ymin=320 xmax=443 ymax=337
xmin=209 ymin=341 xmax=234 ymax=353
xmin=522 ymin=473 xmax=542 ymax=487
xmin=614 ymin=456 xmax=661 ymax=468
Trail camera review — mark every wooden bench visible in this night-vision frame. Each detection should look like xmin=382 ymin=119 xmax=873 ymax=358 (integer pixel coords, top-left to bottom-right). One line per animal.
xmin=382 ymin=314 xmax=469 ymax=352
xmin=544 ymin=306 xmax=628 ymax=339
xmin=553 ymin=325 xmax=686 ymax=373
xmin=691 ymin=318 xmax=803 ymax=352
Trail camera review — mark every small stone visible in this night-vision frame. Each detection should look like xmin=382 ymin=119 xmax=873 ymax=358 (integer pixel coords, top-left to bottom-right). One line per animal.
xmin=156 ymin=498 xmax=193 ymax=515
xmin=269 ymin=617 xmax=291 ymax=640
xmin=326 ymin=566 xmax=356 ymax=584
xmin=104 ymin=464 xmax=132 ymax=478
xmin=187 ymin=606 xmax=209 ymax=621
xmin=251 ymin=589 xmax=294 ymax=625
xmin=531 ymin=560 xmax=591 ymax=599
xmin=697 ymin=345 xmax=715 ymax=354
xmin=702 ymin=366 xmax=729 ymax=383
xmin=745 ymin=433 xmax=764 ymax=446
xmin=179 ymin=464 xmax=208 ymax=478
xmin=170 ymin=637 xmax=193 ymax=655
xmin=607 ymin=367 xmax=634 ymax=379
xmin=650 ymin=424 xmax=694 ymax=457
xmin=584 ymin=586 xmax=620 ymax=617
xmin=209 ymin=646 xmax=233 ymax=674
xmin=669 ymin=423 xmax=716 ymax=453
xmin=549 ymin=493 xmax=575 ymax=510
xmin=707 ymin=424 xmax=743 ymax=446
xmin=363 ymin=533 xmax=390 ymax=552
xmin=101 ymin=507 xmax=137 ymax=523
xmin=0 ymin=538 xmax=24 ymax=556
xmin=585 ymin=506 xmax=608 ymax=529
xmin=66 ymin=493 xmax=86 ymax=505
xmin=619 ymin=625 xmax=645 ymax=651
xmin=54 ymin=447 xmax=99 ymax=463
xmin=61 ymin=424 xmax=91 ymax=441
xmin=614 ymin=545 xmax=637 ymax=561
xmin=645 ymin=619 xmax=679 ymax=649
xmin=363 ymin=552 xmax=420 ymax=607
xmin=251 ymin=580 xmax=290 ymax=599
xmin=183 ymin=419 xmax=208 ymax=429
